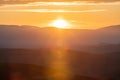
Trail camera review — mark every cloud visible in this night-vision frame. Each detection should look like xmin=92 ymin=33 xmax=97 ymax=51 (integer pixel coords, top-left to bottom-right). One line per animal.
xmin=0 ymin=0 xmax=120 ymax=6
xmin=0 ymin=1 xmax=119 ymax=13
xmin=0 ymin=9 xmax=105 ymax=13
xmin=1 ymin=1 xmax=120 ymax=7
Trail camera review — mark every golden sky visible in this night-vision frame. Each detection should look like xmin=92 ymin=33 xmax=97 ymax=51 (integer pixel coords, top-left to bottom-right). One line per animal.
xmin=0 ymin=1 xmax=120 ymax=29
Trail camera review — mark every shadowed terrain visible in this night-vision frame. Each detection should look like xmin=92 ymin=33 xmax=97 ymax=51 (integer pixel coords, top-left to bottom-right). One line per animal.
xmin=0 ymin=48 xmax=120 ymax=80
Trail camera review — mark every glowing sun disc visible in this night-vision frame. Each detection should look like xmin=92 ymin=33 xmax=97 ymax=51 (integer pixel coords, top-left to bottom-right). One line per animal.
xmin=51 ymin=18 xmax=70 ymax=28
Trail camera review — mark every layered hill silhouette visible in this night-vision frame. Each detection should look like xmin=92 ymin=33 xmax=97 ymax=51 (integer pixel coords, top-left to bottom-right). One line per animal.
xmin=0 ymin=24 xmax=120 ymax=53
xmin=0 ymin=25 xmax=120 ymax=80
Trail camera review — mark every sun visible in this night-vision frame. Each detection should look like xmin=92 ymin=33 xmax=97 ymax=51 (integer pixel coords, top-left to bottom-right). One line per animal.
xmin=51 ymin=18 xmax=70 ymax=28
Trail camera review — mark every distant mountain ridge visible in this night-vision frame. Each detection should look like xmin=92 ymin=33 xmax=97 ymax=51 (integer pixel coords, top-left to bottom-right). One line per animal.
xmin=0 ymin=24 xmax=120 ymax=50
xmin=98 ymin=25 xmax=120 ymax=31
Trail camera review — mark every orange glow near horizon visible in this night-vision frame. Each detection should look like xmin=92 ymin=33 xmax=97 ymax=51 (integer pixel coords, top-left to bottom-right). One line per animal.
xmin=0 ymin=1 xmax=120 ymax=29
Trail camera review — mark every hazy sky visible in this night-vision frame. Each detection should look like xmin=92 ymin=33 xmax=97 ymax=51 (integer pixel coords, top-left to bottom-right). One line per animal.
xmin=0 ymin=0 xmax=120 ymax=29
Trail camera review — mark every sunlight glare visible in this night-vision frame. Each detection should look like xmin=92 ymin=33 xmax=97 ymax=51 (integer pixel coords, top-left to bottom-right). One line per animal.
xmin=51 ymin=18 xmax=70 ymax=29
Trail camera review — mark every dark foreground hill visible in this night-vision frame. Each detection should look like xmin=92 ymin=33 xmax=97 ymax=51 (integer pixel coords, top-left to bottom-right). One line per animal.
xmin=0 ymin=63 xmax=98 ymax=80
xmin=0 ymin=48 xmax=120 ymax=80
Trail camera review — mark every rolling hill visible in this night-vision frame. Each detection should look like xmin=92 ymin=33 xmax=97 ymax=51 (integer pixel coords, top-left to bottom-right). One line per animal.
xmin=0 ymin=24 xmax=120 ymax=53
